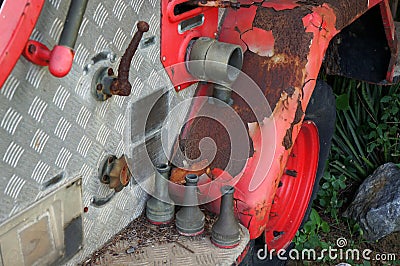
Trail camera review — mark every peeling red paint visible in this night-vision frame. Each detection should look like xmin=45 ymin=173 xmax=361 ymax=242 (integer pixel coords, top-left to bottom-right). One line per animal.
xmin=177 ymin=0 xmax=397 ymax=242
xmin=218 ymin=6 xmax=257 ymax=52
xmin=241 ymin=28 xmax=275 ymax=57
xmin=302 ymin=4 xmax=338 ymax=110
xmin=262 ymin=0 xmax=299 ymax=10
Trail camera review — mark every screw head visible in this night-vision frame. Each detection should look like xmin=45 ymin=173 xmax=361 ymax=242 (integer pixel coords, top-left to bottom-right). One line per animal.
xmin=96 ymin=83 xmax=103 ymax=91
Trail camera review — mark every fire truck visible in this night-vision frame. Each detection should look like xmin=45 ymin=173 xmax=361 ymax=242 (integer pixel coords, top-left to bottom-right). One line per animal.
xmin=0 ymin=0 xmax=397 ymax=265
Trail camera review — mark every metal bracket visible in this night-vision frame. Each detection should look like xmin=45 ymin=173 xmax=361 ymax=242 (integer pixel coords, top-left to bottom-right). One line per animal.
xmin=100 ymin=155 xmax=132 ymax=193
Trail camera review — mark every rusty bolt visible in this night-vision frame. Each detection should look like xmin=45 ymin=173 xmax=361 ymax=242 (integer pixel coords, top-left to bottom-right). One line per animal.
xmin=107 ymin=68 xmax=114 ymax=76
xmin=110 ymin=21 xmax=149 ymax=96
xmin=96 ymin=83 xmax=103 ymax=91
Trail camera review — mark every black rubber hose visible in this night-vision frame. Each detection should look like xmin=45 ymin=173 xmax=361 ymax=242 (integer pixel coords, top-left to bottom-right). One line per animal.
xmin=59 ymin=0 xmax=89 ymax=48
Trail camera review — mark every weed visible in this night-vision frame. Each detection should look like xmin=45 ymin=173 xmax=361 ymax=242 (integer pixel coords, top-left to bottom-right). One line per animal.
xmin=329 ymin=78 xmax=400 ymax=181
xmin=317 ymin=172 xmax=346 ymax=220
xmin=295 ymin=209 xmax=330 ymax=251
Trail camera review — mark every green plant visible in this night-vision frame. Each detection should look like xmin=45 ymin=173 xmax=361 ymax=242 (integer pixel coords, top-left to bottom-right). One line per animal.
xmin=317 ymin=172 xmax=346 ymax=220
xmin=367 ymin=84 xmax=400 ymax=161
xmin=329 ymin=77 xmax=400 ymax=182
xmin=294 ymin=208 xmax=330 ymax=251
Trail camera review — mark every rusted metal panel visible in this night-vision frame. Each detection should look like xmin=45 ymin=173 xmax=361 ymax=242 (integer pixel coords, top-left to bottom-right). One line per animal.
xmin=305 ymin=0 xmax=368 ymax=29
xmin=175 ymin=1 xmax=344 ymax=241
xmin=173 ymin=0 xmax=397 ymax=242
xmin=177 ymin=99 xmax=253 ymax=176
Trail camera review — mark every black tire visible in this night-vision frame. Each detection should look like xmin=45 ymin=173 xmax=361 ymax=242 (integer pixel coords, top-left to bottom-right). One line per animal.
xmin=240 ymin=80 xmax=336 ymax=265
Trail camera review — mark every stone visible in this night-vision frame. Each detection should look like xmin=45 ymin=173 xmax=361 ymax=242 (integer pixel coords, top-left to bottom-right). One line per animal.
xmin=344 ymin=163 xmax=400 ymax=241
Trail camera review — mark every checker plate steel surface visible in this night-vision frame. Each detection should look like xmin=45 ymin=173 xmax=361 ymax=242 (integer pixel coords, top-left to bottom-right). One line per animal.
xmin=0 ymin=0 xmax=196 ymax=264
xmin=83 ymin=215 xmax=250 ymax=266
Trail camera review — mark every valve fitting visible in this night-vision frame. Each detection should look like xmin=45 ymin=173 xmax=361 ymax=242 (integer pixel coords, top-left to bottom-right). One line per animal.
xmin=186 ymin=37 xmax=243 ymax=104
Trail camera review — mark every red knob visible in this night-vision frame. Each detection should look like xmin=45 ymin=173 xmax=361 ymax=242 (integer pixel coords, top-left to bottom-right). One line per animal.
xmin=23 ymin=40 xmax=74 ymax=78
xmin=49 ymin=45 xmax=74 ymax=77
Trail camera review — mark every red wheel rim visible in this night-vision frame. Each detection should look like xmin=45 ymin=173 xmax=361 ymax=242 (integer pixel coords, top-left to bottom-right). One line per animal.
xmin=264 ymin=121 xmax=319 ymax=250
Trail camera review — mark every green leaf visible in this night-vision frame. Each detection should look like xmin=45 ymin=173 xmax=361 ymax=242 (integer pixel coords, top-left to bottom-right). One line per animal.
xmin=336 ymin=94 xmax=350 ymax=110
xmin=363 ymin=261 xmax=371 ymax=266
xmin=321 ymin=221 xmax=330 ymax=233
xmin=367 ymin=142 xmax=377 ymax=153
xmin=320 ymin=241 xmax=330 ymax=250
xmin=368 ymin=122 xmax=377 ymax=129
xmin=308 ymin=235 xmax=320 ymax=248
xmin=321 ymin=182 xmax=330 ymax=189
xmin=380 ymin=95 xmax=392 ymax=103
xmin=319 ymin=198 xmax=326 ymax=206
xmin=310 ymin=209 xmax=319 ymax=223
xmin=304 ymin=223 xmax=312 ymax=234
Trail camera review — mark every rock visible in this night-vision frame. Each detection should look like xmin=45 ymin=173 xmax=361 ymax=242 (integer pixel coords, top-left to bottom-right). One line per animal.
xmin=344 ymin=163 xmax=400 ymax=241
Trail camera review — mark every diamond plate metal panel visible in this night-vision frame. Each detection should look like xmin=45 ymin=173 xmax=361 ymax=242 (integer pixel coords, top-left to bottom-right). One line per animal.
xmin=83 ymin=218 xmax=250 ymax=266
xmin=0 ymin=0 xmax=197 ymax=264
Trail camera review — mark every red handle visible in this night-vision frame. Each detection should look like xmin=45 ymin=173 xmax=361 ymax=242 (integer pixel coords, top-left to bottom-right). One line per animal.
xmin=23 ymin=40 xmax=74 ymax=78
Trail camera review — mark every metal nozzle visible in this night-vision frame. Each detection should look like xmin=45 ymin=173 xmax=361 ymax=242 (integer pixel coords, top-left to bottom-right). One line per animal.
xmin=211 ymin=186 xmax=241 ymax=248
xmin=175 ymin=174 xmax=205 ymax=236
xmin=146 ymin=164 xmax=175 ymax=225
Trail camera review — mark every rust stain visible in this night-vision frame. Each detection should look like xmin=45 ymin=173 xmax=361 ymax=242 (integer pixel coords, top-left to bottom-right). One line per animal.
xmin=283 ymin=86 xmax=295 ymax=97
xmin=110 ymin=21 xmax=149 ymax=96
xmin=282 ymin=98 xmax=304 ymax=150
xmin=237 ymin=6 xmax=313 ymax=117
xmin=170 ymin=167 xmax=211 ymax=185
xmin=293 ymin=98 xmax=305 ymax=124
xmin=253 ymin=7 xmax=312 ymax=61
xmin=283 ymin=127 xmax=294 ymax=150
xmin=178 ymin=102 xmax=254 ymax=177
xmin=254 ymin=200 xmax=270 ymax=221
xmin=300 ymin=0 xmax=368 ymax=30
xmin=238 ymin=52 xmax=305 ymax=122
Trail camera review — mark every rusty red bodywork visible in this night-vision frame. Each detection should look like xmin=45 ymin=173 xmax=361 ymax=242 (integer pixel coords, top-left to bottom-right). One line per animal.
xmin=167 ymin=0 xmax=398 ymax=246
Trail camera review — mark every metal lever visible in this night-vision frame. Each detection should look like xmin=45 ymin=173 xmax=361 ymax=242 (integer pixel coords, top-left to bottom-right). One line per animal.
xmin=94 ymin=21 xmax=149 ymax=100
xmin=23 ymin=0 xmax=89 ymax=77
xmin=110 ymin=21 xmax=149 ymax=96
